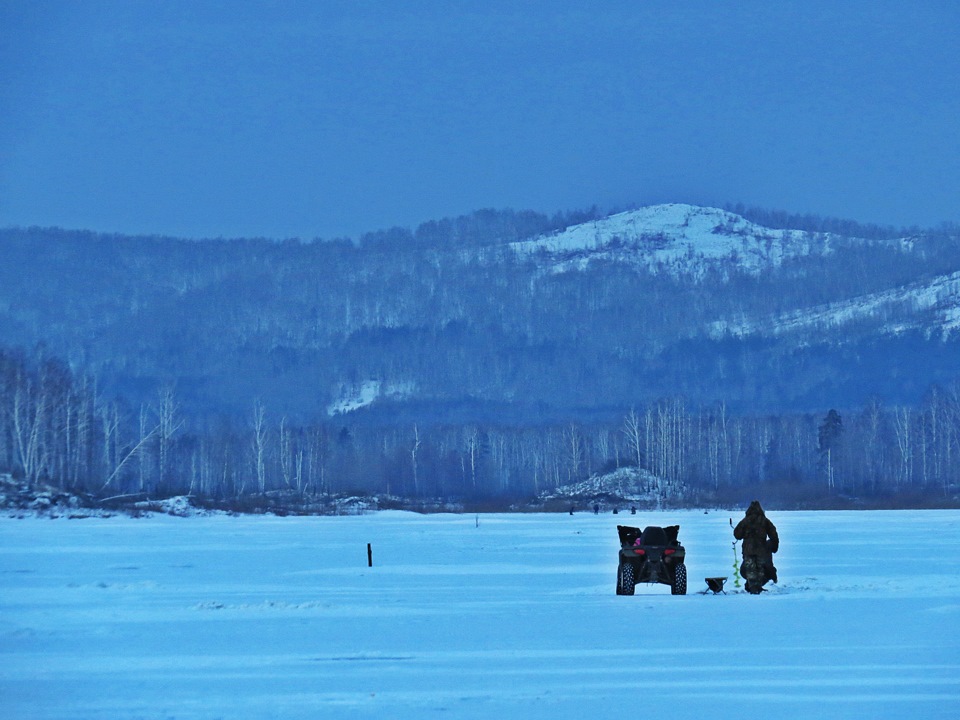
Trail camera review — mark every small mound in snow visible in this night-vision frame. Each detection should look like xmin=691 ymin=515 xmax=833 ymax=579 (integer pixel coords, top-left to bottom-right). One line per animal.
xmin=133 ymin=496 xmax=207 ymax=517
xmin=535 ymin=466 xmax=688 ymax=510
xmin=1 ymin=476 xmax=112 ymax=518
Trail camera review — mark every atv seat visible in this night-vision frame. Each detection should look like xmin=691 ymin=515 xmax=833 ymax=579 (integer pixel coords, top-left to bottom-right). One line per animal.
xmin=618 ymin=525 xmax=681 ymax=547
xmin=705 ymin=577 xmax=727 ymax=594
xmin=640 ymin=526 xmax=668 ymax=546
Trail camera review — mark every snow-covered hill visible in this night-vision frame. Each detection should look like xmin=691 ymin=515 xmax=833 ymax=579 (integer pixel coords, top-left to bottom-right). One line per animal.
xmin=511 ymin=203 xmax=960 ymax=344
xmin=511 ymin=203 xmax=834 ymax=278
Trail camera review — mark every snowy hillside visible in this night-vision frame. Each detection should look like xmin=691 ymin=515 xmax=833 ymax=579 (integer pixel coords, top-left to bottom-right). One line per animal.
xmin=713 ymin=269 xmax=960 ymax=340
xmin=327 ymin=380 xmax=416 ymax=416
xmin=511 ymin=203 xmax=960 ymax=345
xmin=511 ymin=203 xmax=834 ymax=277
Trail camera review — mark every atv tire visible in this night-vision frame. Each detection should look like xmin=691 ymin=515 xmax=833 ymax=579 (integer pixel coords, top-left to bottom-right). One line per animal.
xmin=617 ymin=562 xmax=635 ymax=595
xmin=671 ymin=563 xmax=687 ymax=595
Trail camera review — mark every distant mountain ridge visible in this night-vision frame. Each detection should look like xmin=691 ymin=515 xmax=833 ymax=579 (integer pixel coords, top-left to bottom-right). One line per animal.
xmin=2 ymin=204 xmax=960 ymax=425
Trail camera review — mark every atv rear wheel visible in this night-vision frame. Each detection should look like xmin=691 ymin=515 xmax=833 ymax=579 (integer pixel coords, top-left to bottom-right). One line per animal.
xmin=671 ymin=563 xmax=687 ymax=595
xmin=617 ymin=562 xmax=635 ymax=595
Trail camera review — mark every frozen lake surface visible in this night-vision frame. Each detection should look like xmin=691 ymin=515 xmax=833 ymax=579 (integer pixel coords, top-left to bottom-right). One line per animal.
xmin=2 ymin=509 xmax=959 ymax=719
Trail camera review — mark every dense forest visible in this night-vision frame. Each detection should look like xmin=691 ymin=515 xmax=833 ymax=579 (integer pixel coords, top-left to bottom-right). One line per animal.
xmin=4 ymin=207 xmax=960 ymax=423
xmin=3 ymin=204 xmax=960 ymax=508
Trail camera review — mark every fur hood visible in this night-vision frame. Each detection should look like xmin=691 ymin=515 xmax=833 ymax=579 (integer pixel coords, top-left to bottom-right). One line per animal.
xmin=745 ymin=500 xmax=765 ymax=519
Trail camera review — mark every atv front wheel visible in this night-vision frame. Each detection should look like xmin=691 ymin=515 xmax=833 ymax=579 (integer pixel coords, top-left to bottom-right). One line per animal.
xmin=617 ymin=562 xmax=635 ymax=595
xmin=671 ymin=563 xmax=687 ymax=595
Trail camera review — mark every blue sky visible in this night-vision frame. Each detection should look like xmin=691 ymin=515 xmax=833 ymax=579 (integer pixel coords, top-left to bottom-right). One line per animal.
xmin=1 ymin=1 xmax=958 ymax=240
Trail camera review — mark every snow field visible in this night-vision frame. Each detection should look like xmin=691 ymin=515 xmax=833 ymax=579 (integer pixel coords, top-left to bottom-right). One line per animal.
xmin=1 ymin=509 xmax=959 ymax=719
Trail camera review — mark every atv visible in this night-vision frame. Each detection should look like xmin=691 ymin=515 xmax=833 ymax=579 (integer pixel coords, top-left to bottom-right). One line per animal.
xmin=616 ymin=525 xmax=687 ymax=595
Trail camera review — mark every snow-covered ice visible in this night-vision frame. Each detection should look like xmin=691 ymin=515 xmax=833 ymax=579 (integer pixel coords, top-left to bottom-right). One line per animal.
xmin=2 ymin=509 xmax=959 ymax=719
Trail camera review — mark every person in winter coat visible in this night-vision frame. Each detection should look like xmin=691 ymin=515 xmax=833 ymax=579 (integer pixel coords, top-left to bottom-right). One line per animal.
xmin=733 ymin=500 xmax=779 ymax=585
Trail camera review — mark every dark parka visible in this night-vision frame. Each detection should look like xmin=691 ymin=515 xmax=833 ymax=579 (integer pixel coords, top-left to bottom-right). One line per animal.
xmin=733 ymin=500 xmax=779 ymax=578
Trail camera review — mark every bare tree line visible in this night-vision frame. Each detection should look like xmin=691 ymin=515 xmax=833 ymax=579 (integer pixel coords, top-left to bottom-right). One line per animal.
xmin=2 ymin=346 xmax=958 ymax=508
